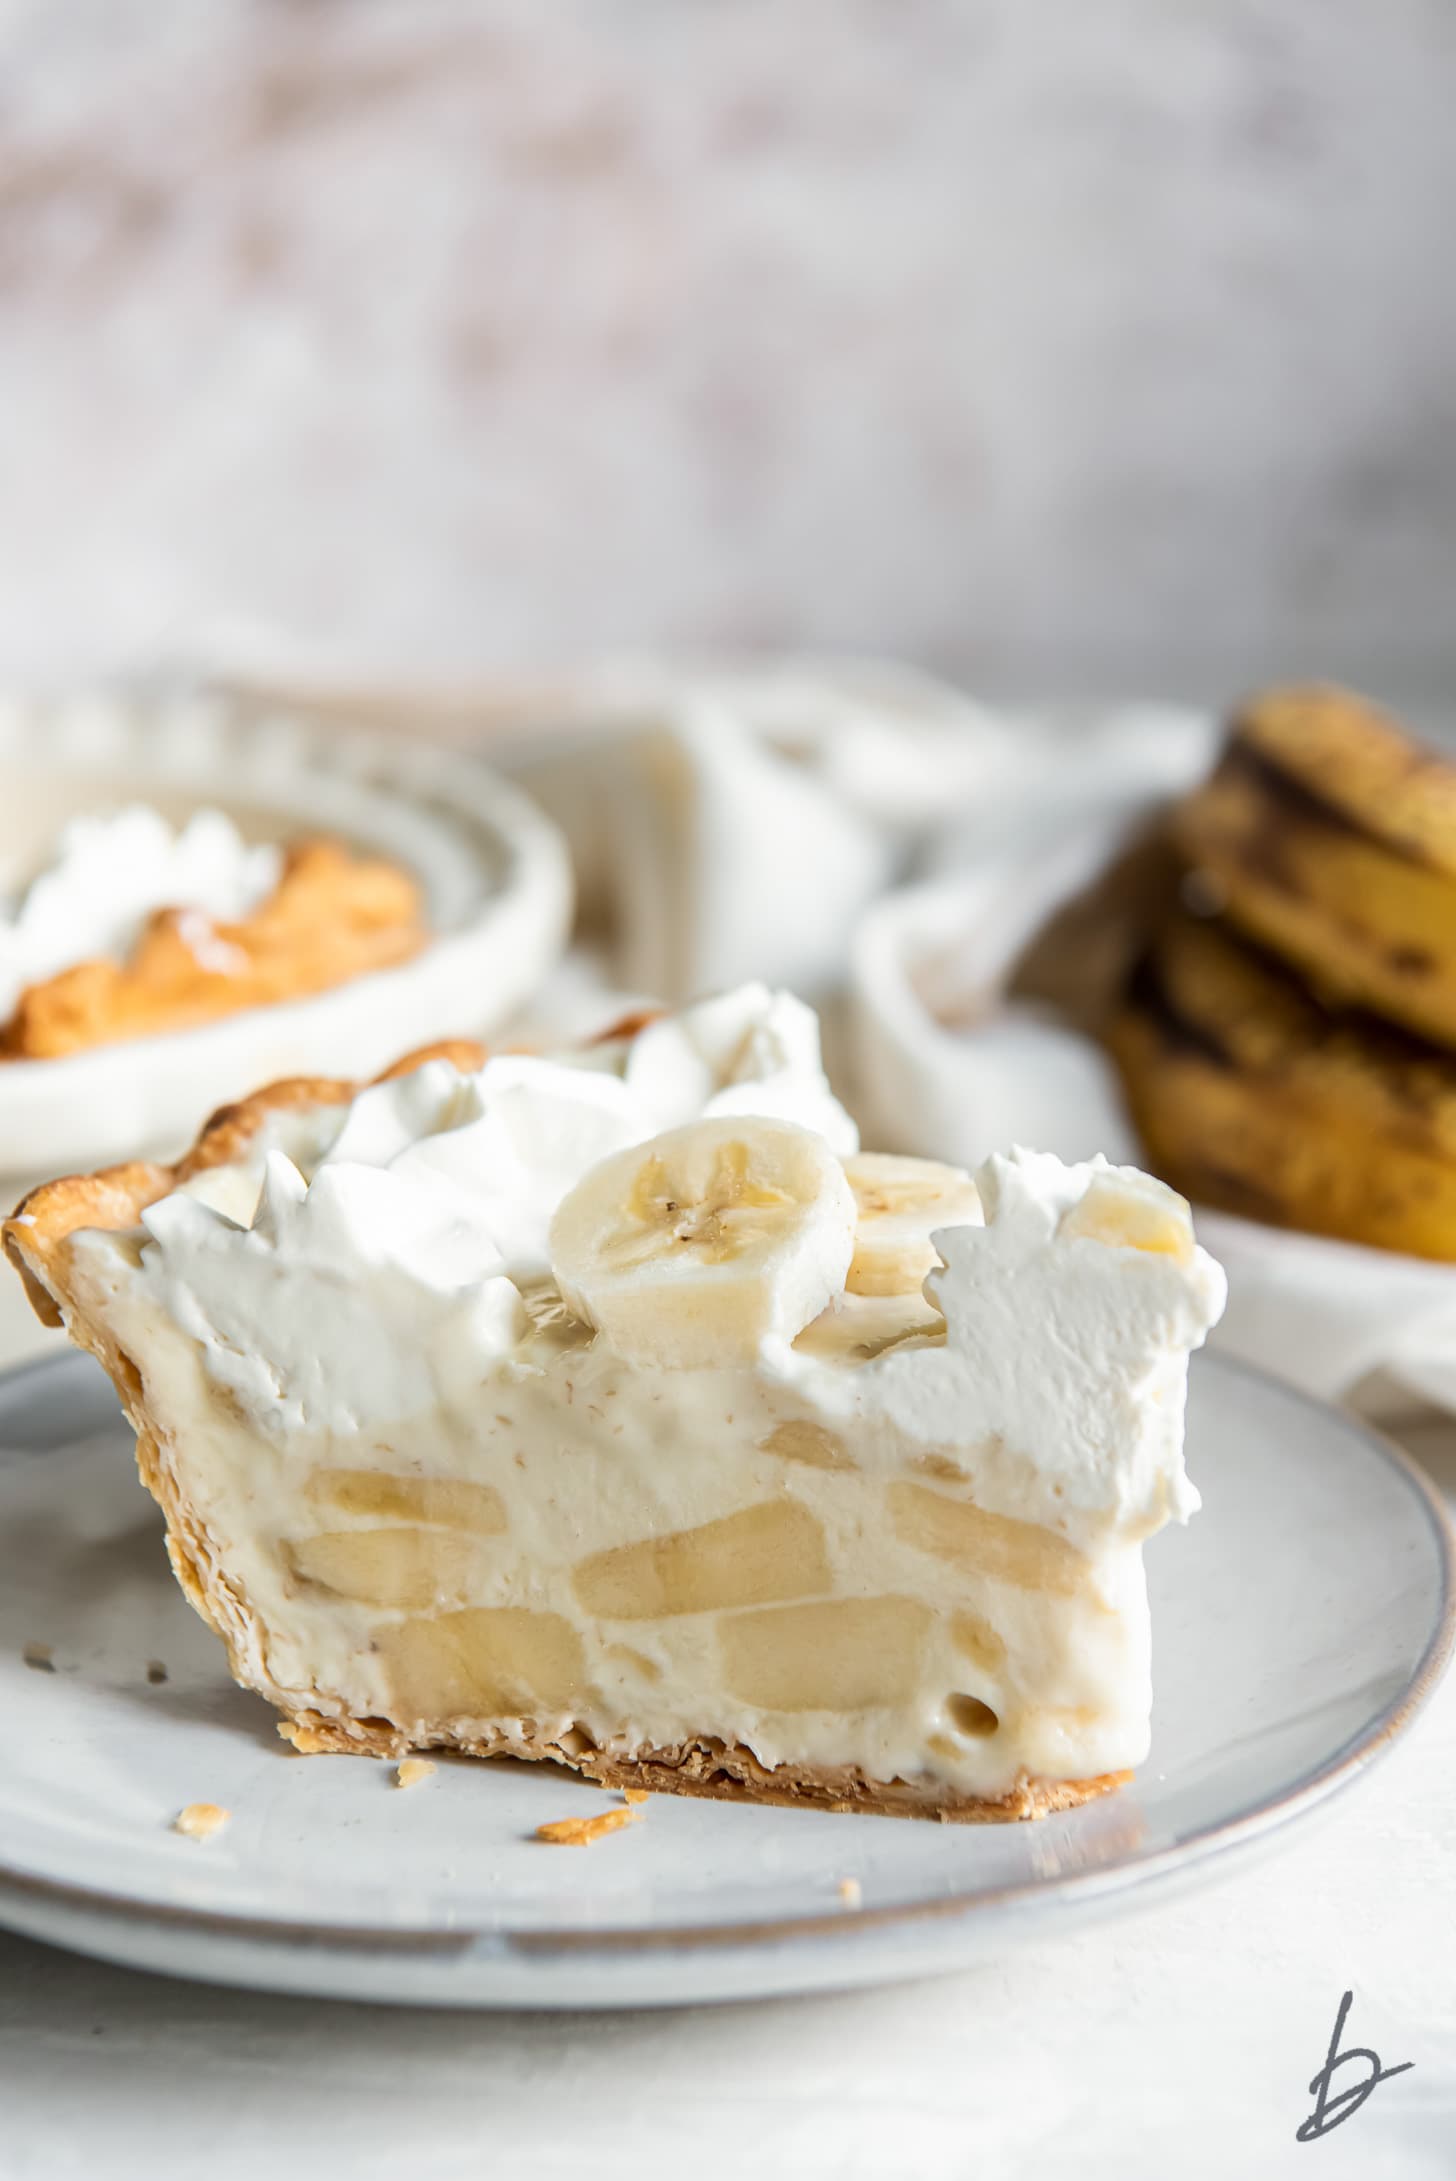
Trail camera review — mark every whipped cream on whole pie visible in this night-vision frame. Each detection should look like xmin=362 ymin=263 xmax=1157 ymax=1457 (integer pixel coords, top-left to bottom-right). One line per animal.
xmin=0 ymin=803 xmax=426 ymax=1060
xmin=4 ymin=984 xmax=1225 ymax=1818
xmin=0 ymin=807 xmax=282 ymax=1021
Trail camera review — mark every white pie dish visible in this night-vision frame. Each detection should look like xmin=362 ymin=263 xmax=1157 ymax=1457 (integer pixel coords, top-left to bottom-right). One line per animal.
xmin=0 ymin=691 xmax=573 ymax=1183
xmin=0 ymin=1348 xmax=1446 ymax=2007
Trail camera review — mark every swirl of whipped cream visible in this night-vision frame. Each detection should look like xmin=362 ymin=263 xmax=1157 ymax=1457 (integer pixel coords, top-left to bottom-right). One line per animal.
xmin=621 ymin=983 xmax=858 ymax=1152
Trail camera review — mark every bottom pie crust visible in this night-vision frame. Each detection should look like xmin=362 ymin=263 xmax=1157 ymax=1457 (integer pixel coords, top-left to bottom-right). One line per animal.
xmin=277 ymin=1709 xmax=1130 ymax=1823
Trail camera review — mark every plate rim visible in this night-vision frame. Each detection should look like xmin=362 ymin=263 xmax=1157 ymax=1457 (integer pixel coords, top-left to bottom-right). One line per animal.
xmin=0 ymin=1347 xmax=1451 ymax=1972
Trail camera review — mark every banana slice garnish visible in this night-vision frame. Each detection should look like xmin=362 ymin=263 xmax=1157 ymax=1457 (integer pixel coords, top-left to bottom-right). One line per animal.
xmin=550 ymin=1116 xmax=857 ymax=1367
xmin=842 ymin=1153 xmax=981 ymax=1296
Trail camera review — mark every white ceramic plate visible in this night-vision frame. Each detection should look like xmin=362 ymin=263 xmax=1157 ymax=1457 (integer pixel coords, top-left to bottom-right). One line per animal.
xmin=0 ymin=1352 xmax=1448 ymax=2010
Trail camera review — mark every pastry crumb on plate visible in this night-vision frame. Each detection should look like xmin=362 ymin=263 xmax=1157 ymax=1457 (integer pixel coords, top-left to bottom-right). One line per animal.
xmin=173 ymin=1802 xmax=229 ymax=1841
xmin=535 ymin=1806 xmax=643 ymax=1847
xmin=394 ymin=1759 xmax=437 ymax=1791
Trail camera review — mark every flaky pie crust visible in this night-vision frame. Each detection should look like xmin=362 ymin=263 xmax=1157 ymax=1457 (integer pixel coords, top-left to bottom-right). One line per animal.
xmin=3 ymin=1044 xmax=1129 ymax=1824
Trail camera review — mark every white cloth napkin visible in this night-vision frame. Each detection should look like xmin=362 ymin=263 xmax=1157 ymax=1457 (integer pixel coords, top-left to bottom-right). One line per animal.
xmin=484 ymin=656 xmax=1010 ymax=1004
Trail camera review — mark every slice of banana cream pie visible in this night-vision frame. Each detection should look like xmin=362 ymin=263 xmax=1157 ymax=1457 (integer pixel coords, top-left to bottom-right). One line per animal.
xmin=4 ymin=986 xmax=1225 ymax=1820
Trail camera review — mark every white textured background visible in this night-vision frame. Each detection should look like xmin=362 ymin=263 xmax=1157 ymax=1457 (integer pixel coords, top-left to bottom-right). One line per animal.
xmin=1 ymin=0 xmax=1454 ymax=702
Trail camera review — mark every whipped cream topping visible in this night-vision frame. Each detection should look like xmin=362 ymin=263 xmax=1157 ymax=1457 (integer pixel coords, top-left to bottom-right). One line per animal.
xmin=116 ymin=1004 xmax=1220 ymax=1544
xmin=135 ymin=982 xmax=859 ymax=1403
xmin=142 ymin=1150 xmax=527 ymax=1438
xmin=620 ymin=984 xmax=859 ymax=1152
xmin=774 ymin=1148 xmax=1225 ymax=1533
xmin=0 ymin=805 xmax=283 ymax=1019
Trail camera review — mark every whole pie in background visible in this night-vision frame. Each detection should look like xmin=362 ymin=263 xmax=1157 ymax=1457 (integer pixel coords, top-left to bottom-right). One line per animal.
xmin=0 ymin=805 xmax=426 ymax=1062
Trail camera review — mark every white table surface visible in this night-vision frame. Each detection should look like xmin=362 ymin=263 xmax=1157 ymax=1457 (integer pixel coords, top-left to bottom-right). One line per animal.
xmin=0 ymin=1409 xmax=1451 ymax=2179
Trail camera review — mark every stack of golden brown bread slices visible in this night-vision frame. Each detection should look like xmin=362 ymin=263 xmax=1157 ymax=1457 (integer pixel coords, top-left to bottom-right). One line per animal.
xmin=1109 ymin=686 xmax=1456 ymax=1260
